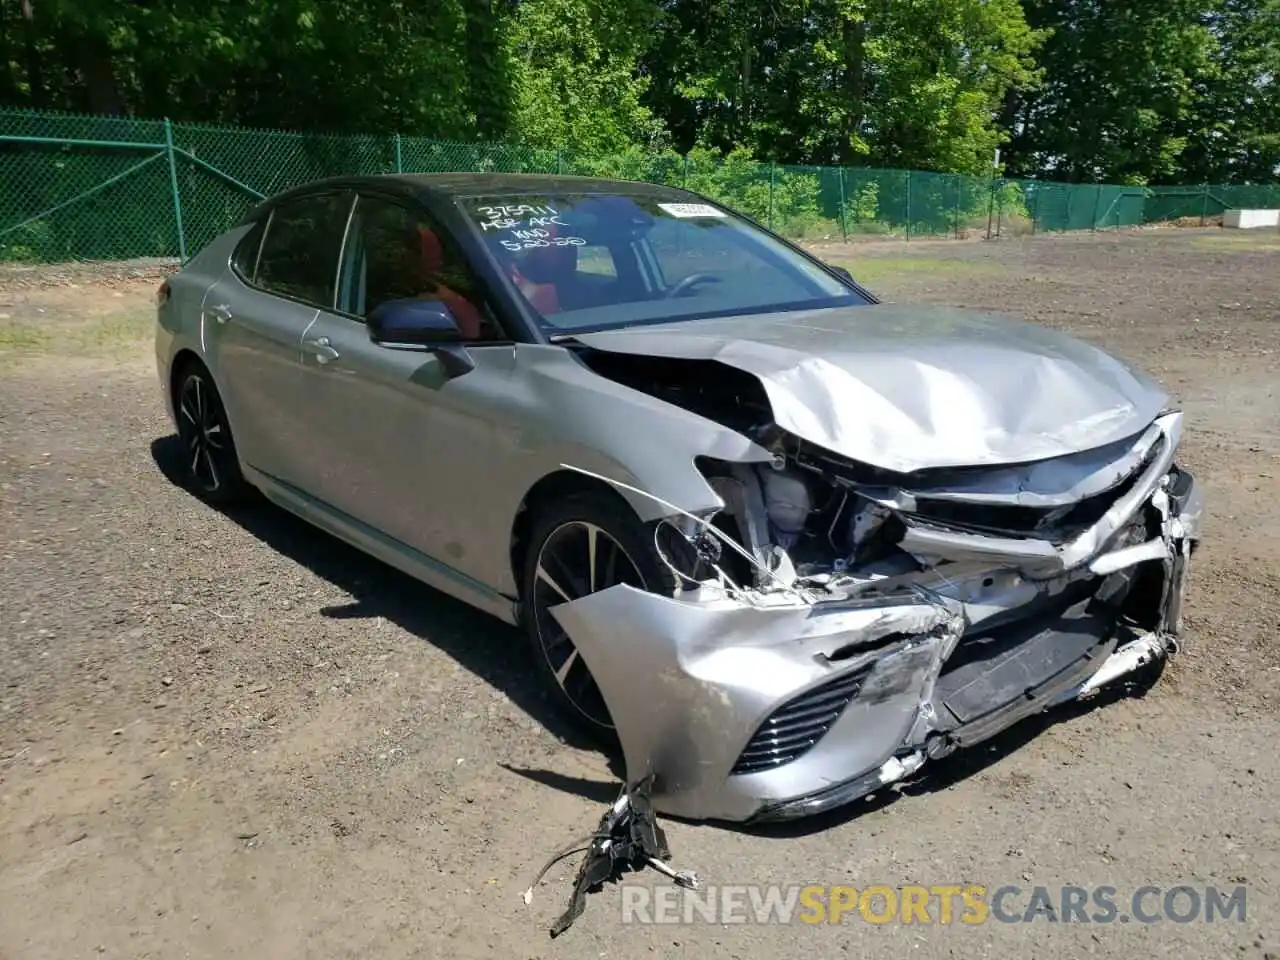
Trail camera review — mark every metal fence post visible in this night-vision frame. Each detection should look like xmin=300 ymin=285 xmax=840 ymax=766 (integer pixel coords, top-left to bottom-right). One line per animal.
xmin=996 ymin=180 xmax=1004 ymax=238
xmin=163 ymin=118 xmax=187 ymax=261
xmin=1200 ymin=183 xmax=1209 ymax=226
xmin=985 ymin=174 xmax=995 ymax=240
xmin=952 ymin=175 xmax=961 ymax=239
xmin=682 ymin=154 xmax=689 ymax=188
xmin=394 ymin=133 xmax=403 ymax=173
xmin=556 ymin=150 xmax=564 ymax=175
xmin=1031 ymin=184 xmax=1039 ymax=235
xmin=838 ymin=168 xmax=848 ymax=241
xmin=905 ymin=169 xmax=912 ymax=241
xmin=768 ymin=162 xmax=776 ymax=230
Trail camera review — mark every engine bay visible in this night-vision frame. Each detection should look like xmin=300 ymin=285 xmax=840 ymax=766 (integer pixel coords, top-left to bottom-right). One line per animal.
xmin=575 ymin=343 xmax=1183 ymax=613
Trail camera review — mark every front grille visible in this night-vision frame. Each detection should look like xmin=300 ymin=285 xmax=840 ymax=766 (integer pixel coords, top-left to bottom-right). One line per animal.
xmin=730 ymin=667 xmax=870 ymax=775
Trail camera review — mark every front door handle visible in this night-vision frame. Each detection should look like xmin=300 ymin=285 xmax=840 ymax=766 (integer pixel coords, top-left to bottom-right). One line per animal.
xmin=304 ymin=335 xmax=341 ymax=364
xmin=211 ymin=303 xmax=232 ymax=324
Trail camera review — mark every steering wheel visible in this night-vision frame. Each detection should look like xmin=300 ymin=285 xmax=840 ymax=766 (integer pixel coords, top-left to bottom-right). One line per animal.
xmin=662 ymin=272 xmax=722 ymax=299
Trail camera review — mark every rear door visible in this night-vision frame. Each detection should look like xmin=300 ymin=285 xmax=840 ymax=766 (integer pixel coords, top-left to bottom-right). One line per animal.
xmin=203 ymin=191 xmax=354 ymax=487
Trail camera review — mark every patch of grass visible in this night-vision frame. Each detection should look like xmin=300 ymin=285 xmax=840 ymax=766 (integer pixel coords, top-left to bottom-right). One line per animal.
xmin=71 ymin=311 xmax=152 ymax=351
xmin=0 ymin=320 xmax=53 ymax=354
xmin=828 ymin=256 xmax=1001 ymax=284
xmin=1190 ymin=232 xmax=1280 ymax=252
xmin=0 ymin=309 xmax=150 ymax=366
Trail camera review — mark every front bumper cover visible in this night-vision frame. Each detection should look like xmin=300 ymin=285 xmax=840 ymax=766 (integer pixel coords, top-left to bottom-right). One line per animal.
xmin=550 ymin=463 xmax=1201 ymax=824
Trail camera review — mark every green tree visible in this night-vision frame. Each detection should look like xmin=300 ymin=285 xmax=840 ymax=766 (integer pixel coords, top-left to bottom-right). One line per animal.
xmin=0 ymin=0 xmax=517 ymax=138
xmin=508 ymin=0 xmax=666 ymax=154
xmin=1181 ymin=0 xmax=1280 ymax=183
xmin=3 ymin=0 xmax=1273 ymax=186
xmin=644 ymin=0 xmax=1043 ymax=174
xmin=1002 ymin=0 xmax=1218 ymax=184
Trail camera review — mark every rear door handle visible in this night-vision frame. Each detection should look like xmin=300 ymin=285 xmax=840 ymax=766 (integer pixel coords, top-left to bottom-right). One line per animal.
xmin=211 ymin=303 xmax=233 ymax=323
xmin=303 ymin=335 xmax=341 ymax=364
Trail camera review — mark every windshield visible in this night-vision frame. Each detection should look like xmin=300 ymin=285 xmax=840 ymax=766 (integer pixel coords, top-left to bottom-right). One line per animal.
xmin=458 ymin=192 xmax=866 ymax=334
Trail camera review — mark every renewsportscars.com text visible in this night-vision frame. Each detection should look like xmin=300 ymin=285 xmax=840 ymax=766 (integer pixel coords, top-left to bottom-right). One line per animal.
xmin=620 ymin=883 xmax=1247 ymax=926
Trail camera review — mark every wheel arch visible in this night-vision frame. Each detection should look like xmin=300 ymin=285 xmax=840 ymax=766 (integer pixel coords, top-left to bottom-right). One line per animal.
xmin=168 ymin=348 xmax=209 ymax=412
xmin=509 ymin=469 xmax=638 ymax=607
xmin=165 ymin=347 xmax=251 ymax=503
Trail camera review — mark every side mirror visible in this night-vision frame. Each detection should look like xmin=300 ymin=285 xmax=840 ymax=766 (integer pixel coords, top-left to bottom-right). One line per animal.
xmin=367 ymin=299 xmax=460 ymax=349
xmin=828 ymin=264 xmax=855 ymax=284
xmin=366 ymin=298 xmax=476 ymax=380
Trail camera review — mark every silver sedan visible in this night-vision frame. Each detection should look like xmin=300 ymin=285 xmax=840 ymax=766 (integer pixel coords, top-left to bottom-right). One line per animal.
xmin=155 ymin=174 xmax=1202 ymax=822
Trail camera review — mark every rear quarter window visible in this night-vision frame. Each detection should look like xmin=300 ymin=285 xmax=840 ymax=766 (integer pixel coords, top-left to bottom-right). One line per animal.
xmin=231 ymin=218 xmax=267 ymax=281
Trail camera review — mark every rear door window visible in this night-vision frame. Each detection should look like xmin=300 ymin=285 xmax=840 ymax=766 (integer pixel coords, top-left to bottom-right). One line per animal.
xmin=254 ymin=193 xmax=354 ymax=307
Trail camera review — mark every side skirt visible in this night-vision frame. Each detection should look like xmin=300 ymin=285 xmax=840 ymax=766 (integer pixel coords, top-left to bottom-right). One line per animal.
xmin=244 ymin=464 xmax=520 ymax=626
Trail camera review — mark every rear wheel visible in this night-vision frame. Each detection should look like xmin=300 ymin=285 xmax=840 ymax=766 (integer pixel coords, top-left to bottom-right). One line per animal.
xmin=521 ymin=491 xmax=677 ymax=736
xmin=173 ymin=362 xmax=250 ymax=505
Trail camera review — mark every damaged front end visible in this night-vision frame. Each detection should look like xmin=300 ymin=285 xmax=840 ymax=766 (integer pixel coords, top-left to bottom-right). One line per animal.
xmin=550 ymin=400 xmax=1202 ymax=823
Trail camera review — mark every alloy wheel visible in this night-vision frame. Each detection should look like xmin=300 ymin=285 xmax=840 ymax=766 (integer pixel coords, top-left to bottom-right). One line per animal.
xmin=531 ymin=521 xmax=647 ymax=728
xmin=177 ymin=372 xmax=231 ymax=494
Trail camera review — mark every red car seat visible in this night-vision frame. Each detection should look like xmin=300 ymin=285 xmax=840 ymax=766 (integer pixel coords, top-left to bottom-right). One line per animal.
xmin=417 ymin=228 xmax=484 ymax=339
xmin=511 ymin=234 xmax=579 ymax=315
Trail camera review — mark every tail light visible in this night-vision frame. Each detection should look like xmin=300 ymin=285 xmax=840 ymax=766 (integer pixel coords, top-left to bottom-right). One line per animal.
xmin=156 ymin=280 xmax=171 ymax=308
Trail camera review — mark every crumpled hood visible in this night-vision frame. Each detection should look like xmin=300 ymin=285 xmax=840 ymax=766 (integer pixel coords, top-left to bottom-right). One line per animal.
xmin=575 ymin=303 xmax=1170 ymax=473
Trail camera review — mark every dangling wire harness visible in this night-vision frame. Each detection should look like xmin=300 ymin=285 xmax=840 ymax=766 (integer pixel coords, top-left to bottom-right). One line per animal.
xmin=523 ymin=776 xmax=699 ymax=937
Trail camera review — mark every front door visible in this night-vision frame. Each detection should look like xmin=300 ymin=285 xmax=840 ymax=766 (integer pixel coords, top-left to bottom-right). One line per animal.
xmin=290 ymin=191 xmax=514 ymax=574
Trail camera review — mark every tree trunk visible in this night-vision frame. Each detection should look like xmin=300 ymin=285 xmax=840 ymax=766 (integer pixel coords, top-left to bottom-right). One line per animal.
xmin=21 ymin=1 xmax=48 ymax=108
xmin=840 ymin=13 xmax=866 ymax=163
xmin=465 ymin=0 xmax=514 ymax=139
xmin=0 ymin=3 xmax=20 ymax=104
xmin=82 ymin=35 xmax=126 ymax=115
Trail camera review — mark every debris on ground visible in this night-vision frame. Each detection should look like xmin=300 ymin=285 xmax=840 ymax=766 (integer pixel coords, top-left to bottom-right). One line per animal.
xmin=523 ymin=777 xmax=699 ymax=937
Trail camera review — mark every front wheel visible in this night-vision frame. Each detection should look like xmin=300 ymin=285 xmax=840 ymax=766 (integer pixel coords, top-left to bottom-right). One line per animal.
xmin=521 ymin=491 xmax=677 ymax=736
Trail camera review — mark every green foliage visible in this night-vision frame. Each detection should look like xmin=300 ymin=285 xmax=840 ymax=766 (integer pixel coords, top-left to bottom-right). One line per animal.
xmin=1003 ymin=0 xmax=1216 ymax=183
xmin=645 ymin=0 xmax=1044 ymax=175
xmin=0 ymin=0 xmax=1274 ymax=188
xmin=851 ymin=181 xmax=880 ymax=222
xmin=996 ymin=181 xmax=1031 ymax=221
xmin=508 ymin=0 xmax=666 ymax=154
xmin=560 ymin=144 xmax=685 ymax=185
xmin=1181 ymin=0 xmax=1280 ymax=183
xmin=683 ymin=148 xmax=775 ymax=223
xmin=0 ymin=220 xmax=51 ymax=262
xmin=1002 ymin=0 xmax=1280 ymax=185
xmin=0 ymin=0 xmax=516 ymax=139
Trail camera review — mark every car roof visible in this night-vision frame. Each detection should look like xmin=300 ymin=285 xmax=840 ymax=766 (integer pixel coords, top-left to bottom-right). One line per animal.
xmin=238 ymin=173 xmax=700 ymax=223
xmin=400 ymin=172 xmax=696 ymax=199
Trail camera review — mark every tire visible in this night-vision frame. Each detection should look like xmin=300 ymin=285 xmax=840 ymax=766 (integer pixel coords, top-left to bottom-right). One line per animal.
xmin=521 ymin=490 xmax=678 ymax=738
xmin=173 ymin=361 xmax=251 ymax=506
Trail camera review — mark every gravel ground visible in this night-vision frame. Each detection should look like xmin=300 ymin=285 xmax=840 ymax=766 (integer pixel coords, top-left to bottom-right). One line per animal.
xmin=1 ymin=227 xmax=1278 ymax=959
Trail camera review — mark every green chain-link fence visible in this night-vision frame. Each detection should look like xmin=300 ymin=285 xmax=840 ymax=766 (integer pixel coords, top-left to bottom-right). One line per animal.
xmin=3 ymin=107 xmax=1279 ymax=263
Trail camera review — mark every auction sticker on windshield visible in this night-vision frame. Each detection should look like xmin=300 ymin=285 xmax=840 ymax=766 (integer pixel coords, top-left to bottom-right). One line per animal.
xmin=658 ymin=203 xmax=727 ymax=218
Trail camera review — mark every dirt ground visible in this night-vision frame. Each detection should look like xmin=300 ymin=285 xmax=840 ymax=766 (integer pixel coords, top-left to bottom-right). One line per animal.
xmin=1 ymin=228 xmax=1278 ymax=959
